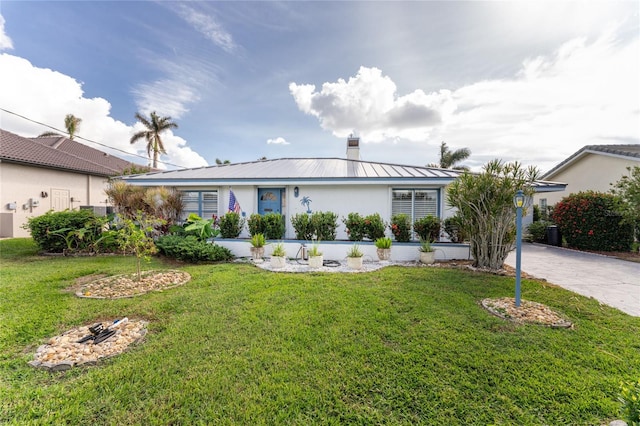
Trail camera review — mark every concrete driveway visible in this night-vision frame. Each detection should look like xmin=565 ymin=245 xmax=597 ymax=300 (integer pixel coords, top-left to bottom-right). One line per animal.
xmin=505 ymin=243 xmax=640 ymax=317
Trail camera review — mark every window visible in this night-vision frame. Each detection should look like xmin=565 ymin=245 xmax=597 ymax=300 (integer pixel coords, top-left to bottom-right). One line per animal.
xmin=181 ymin=191 xmax=218 ymax=221
xmin=392 ymin=189 xmax=439 ymax=235
xmin=539 ymin=198 xmax=547 ymax=211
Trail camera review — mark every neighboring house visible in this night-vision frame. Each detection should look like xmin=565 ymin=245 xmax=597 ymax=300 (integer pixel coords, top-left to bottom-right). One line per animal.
xmin=123 ymin=136 xmax=566 ymax=241
xmin=535 ymin=144 xmax=640 ymax=213
xmin=0 ymin=129 xmax=145 ymax=238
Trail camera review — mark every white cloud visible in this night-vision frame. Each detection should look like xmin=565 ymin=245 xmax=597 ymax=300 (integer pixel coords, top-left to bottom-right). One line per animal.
xmin=267 ymin=137 xmax=290 ymax=145
xmin=445 ymin=26 xmax=639 ymax=171
xmin=131 ymin=78 xmax=197 ymax=119
xmin=289 ymin=66 xmax=455 ymax=143
xmin=291 ymin=27 xmax=639 ymax=172
xmin=174 ymin=4 xmax=236 ymax=53
xmin=0 ymin=53 xmax=208 ymax=169
xmin=0 ymin=15 xmax=13 ymax=50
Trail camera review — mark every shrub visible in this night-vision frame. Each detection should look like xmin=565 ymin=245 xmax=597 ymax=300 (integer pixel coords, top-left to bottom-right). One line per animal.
xmin=363 ymin=213 xmax=386 ymax=241
xmin=346 ymin=244 xmax=363 ymax=257
xmin=106 ymin=182 xmax=183 ymax=226
xmin=527 ymin=220 xmax=553 ymax=243
xmin=247 ymin=214 xmax=264 ymax=237
xmin=413 ymin=215 xmax=441 ymax=242
xmin=311 ymin=211 xmax=338 ymax=241
xmin=390 ymin=213 xmax=412 ymax=242
xmin=156 ymin=235 xmax=233 ymax=263
xmin=183 ymin=213 xmax=218 ymax=241
xmin=292 ymin=212 xmax=338 ymax=241
xmin=443 ymin=215 xmax=467 ymax=243
xmin=263 ymin=213 xmax=285 ymax=240
xmin=271 ymin=242 xmax=286 ymax=257
xmin=618 ymin=378 xmax=640 ymax=426
xmin=447 ymin=160 xmax=539 ymax=270
xmin=25 ymin=209 xmax=103 ymax=253
xmin=374 ymin=237 xmax=392 ymax=249
xmin=250 ymin=233 xmax=266 ymax=248
xmin=551 ymin=191 xmax=633 ymax=251
xmin=291 ymin=213 xmax=312 ymax=240
xmin=218 ymin=212 xmax=245 ymax=238
xmin=343 ymin=213 xmax=366 ymax=241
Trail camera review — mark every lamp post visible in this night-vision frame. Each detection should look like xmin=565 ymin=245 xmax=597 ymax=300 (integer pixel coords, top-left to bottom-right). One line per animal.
xmin=513 ymin=189 xmax=525 ymax=307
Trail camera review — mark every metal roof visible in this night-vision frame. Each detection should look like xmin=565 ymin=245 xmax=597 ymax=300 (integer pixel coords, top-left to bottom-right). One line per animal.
xmin=543 ymin=144 xmax=640 ymax=179
xmin=123 ymin=157 xmax=463 ymax=182
xmin=123 ymin=157 xmax=566 ymax=192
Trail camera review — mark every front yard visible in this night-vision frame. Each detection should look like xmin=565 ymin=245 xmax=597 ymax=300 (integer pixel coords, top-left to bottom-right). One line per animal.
xmin=1 ymin=238 xmax=638 ymax=425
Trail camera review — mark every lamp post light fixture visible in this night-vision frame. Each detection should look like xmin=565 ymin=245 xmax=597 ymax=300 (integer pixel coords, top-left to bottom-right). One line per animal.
xmin=513 ymin=189 xmax=525 ymax=307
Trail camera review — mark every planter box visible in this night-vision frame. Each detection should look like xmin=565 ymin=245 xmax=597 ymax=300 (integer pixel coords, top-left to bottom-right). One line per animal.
xmin=308 ymin=255 xmax=324 ymax=268
xmin=270 ymin=256 xmax=286 ymax=268
xmin=419 ymin=251 xmax=435 ymax=264
xmin=346 ymin=256 xmax=363 ymax=270
xmin=376 ymin=248 xmax=391 ymax=261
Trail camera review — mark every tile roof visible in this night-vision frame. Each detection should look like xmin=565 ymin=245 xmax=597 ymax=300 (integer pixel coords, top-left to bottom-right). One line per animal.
xmin=0 ymin=129 xmax=141 ymax=176
xmin=543 ymin=144 xmax=640 ymax=179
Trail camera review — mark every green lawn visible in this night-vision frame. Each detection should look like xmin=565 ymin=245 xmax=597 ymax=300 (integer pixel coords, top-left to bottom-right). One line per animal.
xmin=1 ymin=238 xmax=638 ymax=425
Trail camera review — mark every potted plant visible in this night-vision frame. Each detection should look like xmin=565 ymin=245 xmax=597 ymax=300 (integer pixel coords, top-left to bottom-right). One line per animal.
xmin=307 ymin=241 xmax=323 ymax=268
xmin=270 ymin=242 xmax=286 ymax=268
xmin=249 ymin=233 xmax=266 ymax=262
xmin=374 ymin=237 xmax=392 ymax=261
xmin=418 ymin=239 xmax=435 ymax=264
xmin=346 ymin=244 xmax=364 ymax=270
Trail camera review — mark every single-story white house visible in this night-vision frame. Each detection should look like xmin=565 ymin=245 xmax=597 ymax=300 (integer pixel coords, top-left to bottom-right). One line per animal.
xmin=122 ymin=137 xmax=566 ymax=260
xmin=534 ymin=144 xmax=640 ymax=212
xmin=0 ymin=129 xmax=146 ymax=238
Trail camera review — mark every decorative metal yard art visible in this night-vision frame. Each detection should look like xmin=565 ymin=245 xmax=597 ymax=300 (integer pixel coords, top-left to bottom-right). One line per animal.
xmin=300 ymin=196 xmax=312 ymax=214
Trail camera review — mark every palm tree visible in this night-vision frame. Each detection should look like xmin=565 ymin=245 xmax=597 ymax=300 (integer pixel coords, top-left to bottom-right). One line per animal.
xmin=428 ymin=141 xmax=471 ymax=170
xmin=64 ymin=114 xmax=82 ymax=140
xmin=130 ymin=111 xmax=178 ymax=168
xmin=38 ymin=114 xmax=82 ymax=140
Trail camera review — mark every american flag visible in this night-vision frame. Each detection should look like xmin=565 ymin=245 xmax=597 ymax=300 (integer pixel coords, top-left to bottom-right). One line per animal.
xmin=228 ymin=190 xmax=241 ymax=214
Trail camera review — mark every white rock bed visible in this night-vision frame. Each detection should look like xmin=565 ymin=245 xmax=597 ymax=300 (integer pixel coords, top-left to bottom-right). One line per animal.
xmin=252 ymin=258 xmax=423 ymax=273
xmin=29 ymin=319 xmax=148 ymax=371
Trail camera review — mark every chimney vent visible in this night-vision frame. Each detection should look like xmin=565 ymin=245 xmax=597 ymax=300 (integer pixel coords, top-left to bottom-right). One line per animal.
xmin=346 ymin=135 xmax=360 ymax=160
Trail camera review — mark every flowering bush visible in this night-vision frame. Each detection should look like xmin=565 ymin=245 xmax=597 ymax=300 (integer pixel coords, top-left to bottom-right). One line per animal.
xmin=413 ymin=215 xmax=441 ymax=242
xmin=342 ymin=213 xmax=366 ymax=241
xmin=363 ymin=213 xmax=386 ymax=240
xmin=551 ymin=191 xmax=633 ymax=251
xmin=390 ymin=213 xmax=412 ymax=242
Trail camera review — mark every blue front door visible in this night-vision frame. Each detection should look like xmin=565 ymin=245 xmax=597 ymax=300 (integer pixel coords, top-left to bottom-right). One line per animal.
xmin=258 ymin=188 xmax=282 ymax=215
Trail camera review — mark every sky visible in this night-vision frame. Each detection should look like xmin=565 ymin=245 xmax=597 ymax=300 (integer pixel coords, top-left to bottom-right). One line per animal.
xmin=0 ymin=1 xmax=638 ymax=173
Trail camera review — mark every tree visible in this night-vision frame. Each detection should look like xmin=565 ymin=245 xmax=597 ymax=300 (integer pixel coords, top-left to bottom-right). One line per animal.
xmin=447 ymin=160 xmax=539 ymax=270
xmin=429 ymin=141 xmax=471 ymax=170
xmin=63 ymin=114 xmax=82 ymax=140
xmin=116 ymin=215 xmax=162 ymax=281
xmin=130 ymin=111 xmax=177 ymax=168
xmin=38 ymin=113 xmax=82 ymax=140
xmin=610 ymin=166 xmax=640 ymax=242
xmin=215 ymin=158 xmax=231 ymax=165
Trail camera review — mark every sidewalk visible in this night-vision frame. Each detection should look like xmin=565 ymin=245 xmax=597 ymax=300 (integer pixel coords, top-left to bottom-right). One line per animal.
xmin=505 ymin=243 xmax=640 ymax=317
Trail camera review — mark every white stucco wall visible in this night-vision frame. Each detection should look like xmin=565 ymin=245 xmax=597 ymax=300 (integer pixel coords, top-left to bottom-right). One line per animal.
xmin=214 ymin=184 xmax=451 ymax=240
xmin=0 ymin=162 xmax=110 ymax=237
